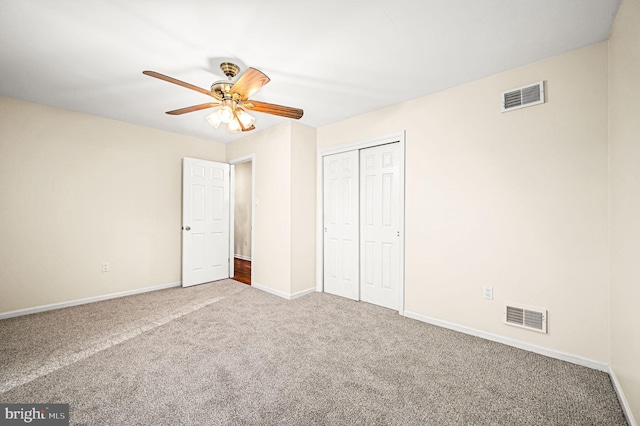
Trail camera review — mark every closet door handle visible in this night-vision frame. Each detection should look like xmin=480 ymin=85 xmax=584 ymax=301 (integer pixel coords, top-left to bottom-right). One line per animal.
xmin=183 ymin=226 xmax=191 ymax=231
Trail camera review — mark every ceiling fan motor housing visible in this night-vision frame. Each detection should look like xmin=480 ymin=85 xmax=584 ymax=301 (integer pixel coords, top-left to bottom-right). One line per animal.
xmin=220 ymin=62 xmax=240 ymax=78
xmin=210 ymin=81 xmax=233 ymax=101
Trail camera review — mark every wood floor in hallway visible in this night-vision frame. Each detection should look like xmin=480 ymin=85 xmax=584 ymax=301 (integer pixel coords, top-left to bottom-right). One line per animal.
xmin=233 ymin=257 xmax=251 ymax=285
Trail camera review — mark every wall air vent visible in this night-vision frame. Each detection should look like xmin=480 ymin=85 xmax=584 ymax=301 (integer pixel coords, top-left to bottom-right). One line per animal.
xmin=501 ymin=81 xmax=545 ymax=112
xmin=504 ymin=304 xmax=547 ymax=333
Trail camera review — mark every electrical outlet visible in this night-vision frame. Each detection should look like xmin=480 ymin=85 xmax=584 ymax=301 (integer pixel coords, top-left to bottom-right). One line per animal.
xmin=102 ymin=262 xmax=110 ymax=273
xmin=483 ymin=286 xmax=493 ymax=300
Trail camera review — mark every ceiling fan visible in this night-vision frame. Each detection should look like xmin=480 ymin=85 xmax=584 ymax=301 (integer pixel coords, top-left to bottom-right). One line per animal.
xmin=143 ymin=62 xmax=303 ymax=133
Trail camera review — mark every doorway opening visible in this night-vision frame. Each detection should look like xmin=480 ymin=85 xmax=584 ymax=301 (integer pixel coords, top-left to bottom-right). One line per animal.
xmin=230 ymin=156 xmax=254 ymax=285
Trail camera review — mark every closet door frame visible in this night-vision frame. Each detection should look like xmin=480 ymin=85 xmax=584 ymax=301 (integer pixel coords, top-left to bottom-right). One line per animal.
xmin=316 ymin=131 xmax=406 ymax=315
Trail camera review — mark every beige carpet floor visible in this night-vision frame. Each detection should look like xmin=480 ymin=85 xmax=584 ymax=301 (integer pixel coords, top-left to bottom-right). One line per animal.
xmin=0 ymin=280 xmax=628 ymax=425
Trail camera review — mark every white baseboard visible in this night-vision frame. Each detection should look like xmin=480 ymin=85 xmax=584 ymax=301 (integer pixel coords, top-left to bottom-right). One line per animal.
xmin=251 ymin=282 xmax=290 ymax=299
xmin=251 ymin=282 xmax=316 ymax=301
xmin=290 ymin=287 xmax=316 ymax=300
xmin=403 ymin=310 xmax=609 ymax=372
xmin=234 ymin=254 xmax=252 ymax=261
xmin=610 ymin=367 xmax=638 ymax=426
xmin=0 ymin=281 xmax=182 ymax=320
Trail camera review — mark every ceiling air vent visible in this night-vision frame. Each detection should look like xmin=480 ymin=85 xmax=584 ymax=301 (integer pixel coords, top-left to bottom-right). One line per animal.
xmin=501 ymin=81 xmax=545 ymax=112
xmin=504 ymin=304 xmax=547 ymax=333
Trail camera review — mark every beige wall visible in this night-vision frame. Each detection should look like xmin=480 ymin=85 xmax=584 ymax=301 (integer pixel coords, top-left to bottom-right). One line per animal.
xmin=609 ymin=0 xmax=640 ymax=420
xmin=226 ymin=121 xmax=317 ymax=297
xmin=0 ymin=96 xmax=225 ymax=313
xmin=290 ymin=122 xmax=317 ymax=294
xmin=226 ymin=123 xmax=293 ymax=295
xmin=318 ymin=43 xmax=610 ymax=363
xmin=233 ymin=161 xmax=252 ymax=259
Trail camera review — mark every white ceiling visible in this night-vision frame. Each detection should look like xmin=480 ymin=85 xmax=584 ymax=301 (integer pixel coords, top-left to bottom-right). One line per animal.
xmin=0 ymin=0 xmax=621 ymax=144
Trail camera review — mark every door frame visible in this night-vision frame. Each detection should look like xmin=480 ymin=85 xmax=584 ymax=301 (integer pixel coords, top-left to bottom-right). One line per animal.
xmin=229 ymin=154 xmax=256 ymax=282
xmin=316 ymin=131 xmax=406 ymax=314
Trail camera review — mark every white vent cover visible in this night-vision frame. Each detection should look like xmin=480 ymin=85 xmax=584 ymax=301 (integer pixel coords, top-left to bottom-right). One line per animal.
xmin=504 ymin=304 xmax=547 ymax=333
xmin=501 ymin=81 xmax=545 ymax=112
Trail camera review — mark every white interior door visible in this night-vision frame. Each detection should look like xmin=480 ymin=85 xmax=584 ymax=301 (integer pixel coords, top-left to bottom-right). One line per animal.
xmin=323 ymin=151 xmax=360 ymax=300
xmin=182 ymin=157 xmax=230 ymax=287
xmin=360 ymin=143 xmax=401 ymax=310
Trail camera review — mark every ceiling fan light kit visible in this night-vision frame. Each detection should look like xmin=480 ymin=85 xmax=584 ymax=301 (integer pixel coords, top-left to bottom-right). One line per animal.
xmin=236 ymin=108 xmax=256 ymax=127
xmin=205 ymin=110 xmax=222 ymax=128
xmin=143 ymin=62 xmax=303 ymax=134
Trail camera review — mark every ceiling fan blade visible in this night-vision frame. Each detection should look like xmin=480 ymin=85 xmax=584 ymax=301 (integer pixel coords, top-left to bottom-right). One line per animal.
xmin=230 ymin=68 xmax=270 ymax=100
xmin=165 ymin=103 xmax=220 ymax=115
xmin=143 ymin=71 xmax=214 ymax=97
xmin=243 ymin=100 xmax=303 ymax=119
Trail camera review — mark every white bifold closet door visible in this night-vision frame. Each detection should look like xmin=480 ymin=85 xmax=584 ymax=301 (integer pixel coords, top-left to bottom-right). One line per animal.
xmin=323 ymin=142 xmax=401 ymax=310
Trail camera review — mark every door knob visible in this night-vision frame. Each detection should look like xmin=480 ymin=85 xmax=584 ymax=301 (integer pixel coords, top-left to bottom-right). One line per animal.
xmin=184 ymin=226 xmax=191 ymax=231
